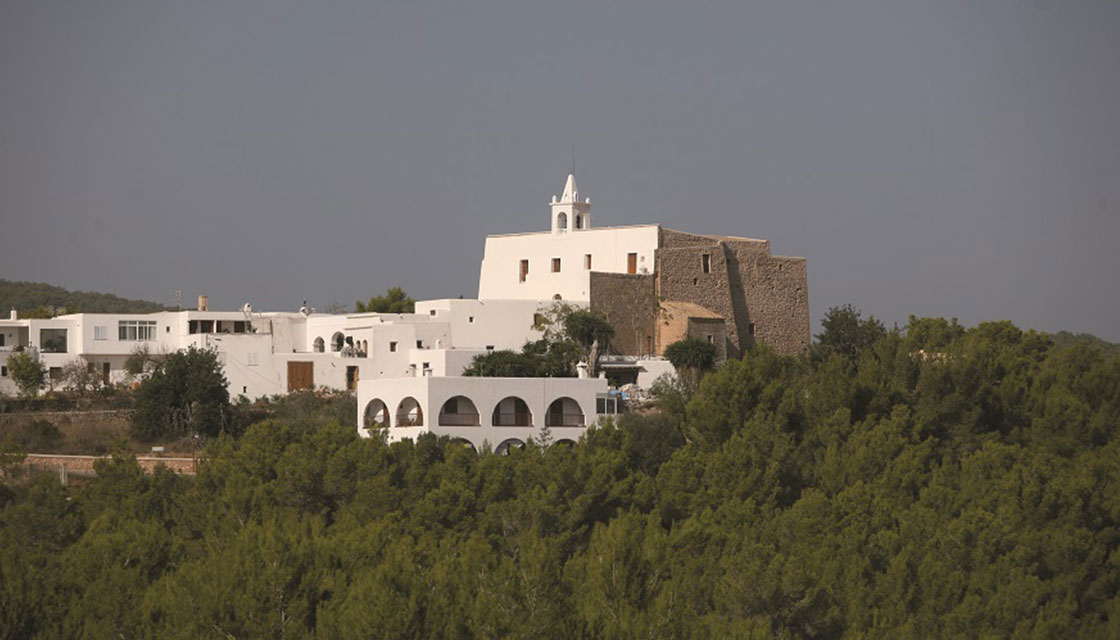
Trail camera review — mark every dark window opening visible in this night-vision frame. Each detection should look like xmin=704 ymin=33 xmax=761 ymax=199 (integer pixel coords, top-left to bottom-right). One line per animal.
xmin=584 ymin=254 xmax=592 ymax=269
xmin=552 ymin=258 xmax=561 ymax=273
xmin=702 ymin=254 xmax=711 ymax=273
xmin=389 ymin=341 xmax=398 ymax=352
xmin=519 ymin=259 xmax=529 ymax=283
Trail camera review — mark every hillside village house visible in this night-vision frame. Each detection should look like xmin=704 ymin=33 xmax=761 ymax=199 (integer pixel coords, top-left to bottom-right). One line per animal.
xmin=1 ymin=174 xmax=808 ymax=451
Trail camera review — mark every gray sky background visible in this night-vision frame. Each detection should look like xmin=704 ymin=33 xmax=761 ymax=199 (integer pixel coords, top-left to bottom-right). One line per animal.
xmin=2 ymin=1 xmax=1118 ymax=340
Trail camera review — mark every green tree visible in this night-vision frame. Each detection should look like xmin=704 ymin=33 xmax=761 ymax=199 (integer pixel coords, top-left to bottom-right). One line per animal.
xmin=564 ymin=310 xmax=614 ymax=375
xmin=130 ymin=346 xmax=231 ymax=441
xmin=355 ymin=286 xmax=415 ymax=313
xmin=60 ymin=358 xmax=102 ymax=396
xmin=664 ymin=335 xmax=718 ymax=391
xmin=812 ymin=304 xmax=887 ymax=364
xmin=462 ymin=350 xmax=540 ymax=377
xmin=6 ymin=351 xmax=44 ymax=397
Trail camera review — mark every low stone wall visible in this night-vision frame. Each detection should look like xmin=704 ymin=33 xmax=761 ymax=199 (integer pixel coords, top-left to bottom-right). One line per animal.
xmin=22 ymin=453 xmax=196 ymax=475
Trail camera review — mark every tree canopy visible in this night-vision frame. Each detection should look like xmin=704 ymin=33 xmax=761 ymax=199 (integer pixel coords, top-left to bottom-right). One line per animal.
xmin=129 ymin=346 xmax=231 ymax=441
xmin=3 ymin=314 xmax=1120 ymax=637
xmin=6 ymin=351 xmax=44 ymax=397
xmin=0 ymin=278 xmax=167 ymax=316
xmin=355 ymin=287 xmax=415 ymax=314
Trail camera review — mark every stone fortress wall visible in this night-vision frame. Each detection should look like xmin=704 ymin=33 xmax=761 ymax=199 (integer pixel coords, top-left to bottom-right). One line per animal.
xmin=590 ymin=227 xmax=809 ymax=360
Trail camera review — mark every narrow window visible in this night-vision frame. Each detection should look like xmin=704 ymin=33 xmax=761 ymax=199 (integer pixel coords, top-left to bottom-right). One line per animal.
xmin=627 ymin=253 xmax=637 ymax=274
xmin=416 ymin=340 xmax=423 ymax=349
xmin=584 ymin=254 xmax=592 ymax=270
xmin=749 ymin=323 xmax=756 ymax=336
xmin=468 ymin=316 xmax=474 ymax=323
xmin=389 ymin=341 xmax=398 ymax=353
xmin=575 ymin=215 xmax=583 ymax=229
xmin=552 ymin=258 xmax=561 ymax=273
xmin=706 ymin=334 xmax=714 ymax=344
xmin=1 ymin=366 xmax=7 ymax=377
xmin=94 ymin=326 xmax=107 ymax=340
xmin=702 ymin=254 xmax=711 ymax=274
xmin=519 ymin=259 xmax=529 ymax=283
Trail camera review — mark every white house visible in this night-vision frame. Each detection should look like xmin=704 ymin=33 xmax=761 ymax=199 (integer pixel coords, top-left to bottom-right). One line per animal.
xmin=5 ymin=171 xmax=809 ymax=448
xmin=356 ymin=374 xmax=617 ymax=453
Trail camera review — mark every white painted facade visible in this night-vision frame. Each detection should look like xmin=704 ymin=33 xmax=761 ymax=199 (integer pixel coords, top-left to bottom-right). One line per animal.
xmin=357 ymin=375 xmax=615 ymax=452
xmin=478 ymin=175 xmax=660 ymax=302
xmin=0 ymin=299 xmax=550 ymax=399
xmin=3 ymin=173 xmax=679 ymax=447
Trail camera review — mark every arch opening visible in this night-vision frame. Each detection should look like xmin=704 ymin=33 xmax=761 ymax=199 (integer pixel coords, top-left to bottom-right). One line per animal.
xmin=450 ymin=438 xmax=478 ymax=455
xmin=313 ymin=337 xmax=325 ymax=353
xmin=396 ymin=397 xmax=424 ymax=427
xmin=362 ymin=399 xmax=389 ymax=433
xmin=546 ymin=397 xmax=585 ymax=427
xmin=557 ymin=212 xmax=568 ymax=230
xmin=331 ymin=332 xmax=345 ymax=352
xmin=495 ymin=438 xmax=525 ymax=455
xmin=439 ymin=396 xmax=480 ymax=426
xmin=492 ymin=396 xmax=532 ymax=427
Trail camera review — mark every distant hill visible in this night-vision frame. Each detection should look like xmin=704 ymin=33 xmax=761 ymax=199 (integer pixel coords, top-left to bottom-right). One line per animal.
xmin=1049 ymin=330 xmax=1120 ymax=357
xmin=0 ymin=279 xmax=169 ymax=317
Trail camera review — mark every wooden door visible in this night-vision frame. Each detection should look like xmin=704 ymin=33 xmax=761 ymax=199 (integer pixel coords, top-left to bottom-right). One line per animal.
xmin=627 ymin=253 xmax=637 ymax=274
xmin=288 ymin=361 xmax=314 ymax=392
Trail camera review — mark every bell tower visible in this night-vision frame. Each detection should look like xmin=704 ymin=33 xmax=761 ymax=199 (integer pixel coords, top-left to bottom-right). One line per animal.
xmin=550 ymin=173 xmax=591 ymax=234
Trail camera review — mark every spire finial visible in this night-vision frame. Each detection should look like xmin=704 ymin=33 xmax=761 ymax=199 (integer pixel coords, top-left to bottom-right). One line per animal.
xmin=571 ymin=145 xmax=575 ymax=177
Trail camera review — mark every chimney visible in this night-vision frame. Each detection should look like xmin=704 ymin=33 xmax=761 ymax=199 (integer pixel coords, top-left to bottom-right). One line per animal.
xmin=9 ymin=309 xmax=16 ymax=321
xmin=198 ymin=295 xmax=209 ymax=312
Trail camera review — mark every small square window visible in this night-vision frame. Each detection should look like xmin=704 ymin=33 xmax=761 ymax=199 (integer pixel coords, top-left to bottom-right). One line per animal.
xmin=430 ymin=309 xmax=436 ymax=316
xmin=389 ymin=341 xmax=398 ymax=352
xmin=94 ymin=326 xmax=108 ymax=340
xmin=552 ymin=258 xmax=561 ymax=272
xmin=706 ymin=334 xmax=714 ymax=344
xmin=416 ymin=340 xmax=423 ymax=348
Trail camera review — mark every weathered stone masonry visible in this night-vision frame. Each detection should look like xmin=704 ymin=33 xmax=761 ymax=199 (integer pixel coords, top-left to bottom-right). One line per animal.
xmin=589 ymin=227 xmax=809 ymax=359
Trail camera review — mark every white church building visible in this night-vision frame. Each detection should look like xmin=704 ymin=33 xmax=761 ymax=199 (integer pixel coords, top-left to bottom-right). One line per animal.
xmin=4 ymin=172 xmax=807 ymax=450
xmin=1 ymin=174 xmax=671 ymax=450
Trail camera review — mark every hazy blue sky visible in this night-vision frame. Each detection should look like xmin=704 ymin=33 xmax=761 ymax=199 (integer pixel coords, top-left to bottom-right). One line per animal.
xmin=2 ymin=1 xmax=1118 ymax=340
